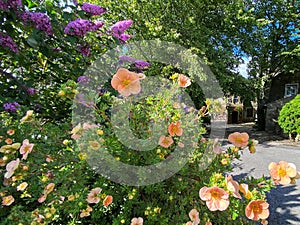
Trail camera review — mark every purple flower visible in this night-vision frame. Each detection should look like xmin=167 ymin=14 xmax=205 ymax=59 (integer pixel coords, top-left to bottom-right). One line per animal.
xmin=0 ymin=0 xmax=22 ymax=11
xmin=119 ymin=55 xmax=135 ymax=62
xmin=27 ymin=87 xmax=36 ymax=95
xmin=3 ymin=102 xmax=21 ymax=113
xmin=135 ymin=60 xmax=150 ymax=69
xmin=77 ymin=76 xmax=90 ymax=84
xmin=34 ymin=103 xmax=41 ymax=111
xmin=110 ymin=20 xmax=133 ymax=34
xmin=21 ymin=11 xmax=53 ymax=35
xmin=78 ymin=44 xmax=90 ymax=57
xmin=64 ymin=19 xmax=104 ymax=36
xmin=73 ymin=0 xmax=78 ymax=6
xmin=81 ymin=3 xmax=106 ymax=16
xmin=0 ymin=33 xmax=19 ymax=52
xmin=110 ymin=20 xmax=133 ymax=42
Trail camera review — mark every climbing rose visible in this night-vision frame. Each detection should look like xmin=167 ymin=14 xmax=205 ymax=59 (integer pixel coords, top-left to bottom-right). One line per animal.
xmin=188 ymin=208 xmax=200 ymax=225
xmin=111 ymin=68 xmax=145 ymax=97
xmin=268 ymin=161 xmax=298 ymax=185
xmin=245 ymin=200 xmax=269 ymax=221
xmin=168 ymin=121 xmax=183 ymax=136
xmin=178 ymin=74 xmax=191 ymax=87
xmin=130 ymin=217 xmax=143 ymax=225
xmin=103 ymin=195 xmax=113 ymax=206
xmin=2 ymin=195 xmax=14 ymax=206
xmin=86 ymin=187 xmax=102 ymax=204
xmin=199 ymin=186 xmax=230 ymax=211
xmin=158 ymin=135 xmax=174 ymax=148
xmin=228 ymin=132 xmax=249 ymax=147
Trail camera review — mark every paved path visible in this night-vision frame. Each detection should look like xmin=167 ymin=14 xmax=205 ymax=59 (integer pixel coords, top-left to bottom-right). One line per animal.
xmin=222 ymin=123 xmax=300 ymax=225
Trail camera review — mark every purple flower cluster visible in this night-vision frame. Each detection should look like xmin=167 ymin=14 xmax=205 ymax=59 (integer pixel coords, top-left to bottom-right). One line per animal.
xmin=81 ymin=2 xmax=106 ymax=16
xmin=78 ymin=44 xmax=90 ymax=57
xmin=119 ymin=56 xmax=150 ymax=69
xmin=0 ymin=33 xmax=19 ymax=52
xmin=110 ymin=20 xmax=133 ymax=42
xmin=64 ymin=19 xmax=104 ymax=36
xmin=3 ymin=102 xmax=21 ymax=113
xmin=135 ymin=60 xmax=150 ymax=69
xmin=21 ymin=11 xmax=53 ymax=35
xmin=0 ymin=0 xmax=22 ymax=11
xmin=27 ymin=87 xmax=36 ymax=95
xmin=77 ymin=76 xmax=90 ymax=84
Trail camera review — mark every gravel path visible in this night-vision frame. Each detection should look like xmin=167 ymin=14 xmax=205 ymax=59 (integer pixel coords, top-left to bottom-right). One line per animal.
xmin=223 ymin=123 xmax=300 ymax=225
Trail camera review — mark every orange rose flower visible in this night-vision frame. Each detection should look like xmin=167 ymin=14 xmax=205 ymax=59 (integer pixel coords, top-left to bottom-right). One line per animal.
xmin=111 ymin=68 xmax=145 ymax=97
xmin=268 ymin=161 xmax=298 ymax=185
xmin=245 ymin=200 xmax=269 ymax=221
xmin=225 ymin=175 xmax=241 ymax=199
xmin=168 ymin=121 xmax=183 ymax=136
xmin=178 ymin=74 xmax=191 ymax=87
xmin=188 ymin=208 xmax=200 ymax=225
xmin=199 ymin=186 xmax=230 ymax=211
xmin=239 ymin=183 xmax=253 ymax=199
xmin=158 ymin=135 xmax=173 ymax=148
xmin=228 ymin=132 xmax=249 ymax=147
xmin=2 ymin=195 xmax=14 ymax=206
xmin=103 ymin=195 xmax=113 ymax=206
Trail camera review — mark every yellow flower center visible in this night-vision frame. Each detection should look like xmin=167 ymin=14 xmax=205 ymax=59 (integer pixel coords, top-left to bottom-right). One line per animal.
xmin=278 ymin=168 xmax=286 ymax=177
xmin=211 ymin=191 xmax=220 ymax=199
xmin=122 ymin=79 xmax=131 ymax=86
xmin=252 ymin=204 xmax=261 ymax=213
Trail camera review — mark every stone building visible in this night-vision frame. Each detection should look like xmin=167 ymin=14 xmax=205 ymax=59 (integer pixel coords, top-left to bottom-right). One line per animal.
xmin=265 ymin=72 xmax=300 ymax=134
xmin=226 ymin=96 xmax=256 ymax=124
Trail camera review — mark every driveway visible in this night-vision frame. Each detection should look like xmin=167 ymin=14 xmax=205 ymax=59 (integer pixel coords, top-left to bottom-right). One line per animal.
xmin=222 ymin=122 xmax=300 ymax=225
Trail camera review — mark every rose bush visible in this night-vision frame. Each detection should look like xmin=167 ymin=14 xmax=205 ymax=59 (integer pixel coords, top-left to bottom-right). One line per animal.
xmin=1 ymin=1 xmax=300 ymax=225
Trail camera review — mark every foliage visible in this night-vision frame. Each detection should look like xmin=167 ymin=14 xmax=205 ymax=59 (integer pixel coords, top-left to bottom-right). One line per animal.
xmin=0 ymin=1 xmax=299 ymax=225
xmin=278 ymin=94 xmax=300 ymax=141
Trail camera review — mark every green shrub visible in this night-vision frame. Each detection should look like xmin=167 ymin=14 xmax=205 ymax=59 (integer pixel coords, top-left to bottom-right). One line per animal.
xmin=278 ymin=94 xmax=300 ymax=141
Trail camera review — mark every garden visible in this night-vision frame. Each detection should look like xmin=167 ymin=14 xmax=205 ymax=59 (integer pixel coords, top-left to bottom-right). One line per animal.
xmin=1 ymin=0 xmax=300 ymax=225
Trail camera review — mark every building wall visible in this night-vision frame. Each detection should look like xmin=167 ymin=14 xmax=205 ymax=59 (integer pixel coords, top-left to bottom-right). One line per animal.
xmin=268 ymin=72 xmax=300 ymax=102
xmin=265 ymin=96 xmax=295 ymax=135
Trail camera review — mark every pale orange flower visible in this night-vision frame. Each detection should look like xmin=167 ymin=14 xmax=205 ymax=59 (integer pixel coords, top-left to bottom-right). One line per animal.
xmin=199 ymin=186 xmax=230 ymax=211
xmin=188 ymin=208 xmax=200 ymax=225
xmin=43 ymin=183 xmax=55 ymax=195
xmin=17 ymin=182 xmax=28 ymax=191
xmin=225 ymin=175 xmax=241 ymax=199
xmin=5 ymin=138 xmax=12 ymax=145
xmin=19 ymin=139 xmax=34 ymax=160
xmin=158 ymin=135 xmax=173 ymax=148
xmin=80 ymin=205 xmax=93 ymax=218
xmin=186 ymin=222 xmax=193 ymax=225
xmin=168 ymin=121 xmax=183 ymax=136
xmin=178 ymin=74 xmax=191 ymax=87
xmin=103 ymin=195 xmax=113 ymax=207
xmin=7 ymin=129 xmax=15 ymax=136
xmin=245 ymin=200 xmax=269 ymax=221
xmin=205 ymin=223 xmax=212 ymax=225
xmin=38 ymin=195 xmax=47 ymax=203
xmin=130 ymin=217 xmax=143 ymax=225
xmin=268 ymin=161 xmax=298 ymax=185
xmin=2 ymin=195 xmax=14 ymax=206
xmin=4 ymin=158 xmax=20 ymax=179
xmin=86 ymin=187 xmax=102 ymax=204
xmin=239 ymin=183 xmax=253 ymax=199
xmin=228 ymin=132 xmax=249 ymax=147
xmin=111 ymin=68 xmax=145 ymax=97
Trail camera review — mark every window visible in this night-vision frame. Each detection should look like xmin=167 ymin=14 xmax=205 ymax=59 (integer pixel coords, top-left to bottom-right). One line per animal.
xmin=284 ymin=83 xmax=299 ymax=98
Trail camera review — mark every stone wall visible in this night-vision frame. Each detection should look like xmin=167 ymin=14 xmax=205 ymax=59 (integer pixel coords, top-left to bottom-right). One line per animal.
xmin=265 ymin=96 xmax=295 ymax=135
